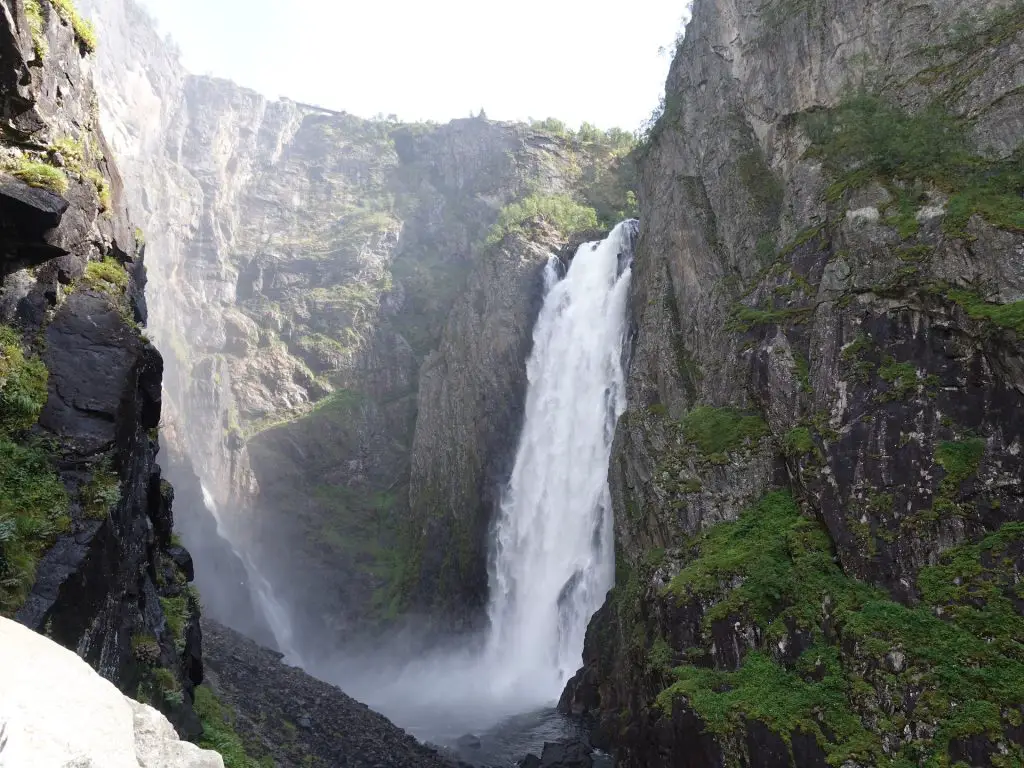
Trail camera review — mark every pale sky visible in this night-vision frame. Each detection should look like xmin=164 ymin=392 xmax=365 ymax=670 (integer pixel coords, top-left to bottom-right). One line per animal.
xmin=137 ymin=0 xmax=691 ymax=131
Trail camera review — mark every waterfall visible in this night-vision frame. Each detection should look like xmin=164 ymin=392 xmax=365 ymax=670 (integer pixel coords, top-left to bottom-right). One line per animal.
xmin=316 ymin=223 xmax=635 ymax=741
xmin=485 ymin=220 xmax=634 ymax=702
xmin=199 ymin=484 xmax=302 ymax=663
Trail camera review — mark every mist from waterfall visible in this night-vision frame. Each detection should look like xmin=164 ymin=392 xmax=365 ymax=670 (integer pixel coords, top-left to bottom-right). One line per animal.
xmin=318 ymin=222 xmax=634 ymax=744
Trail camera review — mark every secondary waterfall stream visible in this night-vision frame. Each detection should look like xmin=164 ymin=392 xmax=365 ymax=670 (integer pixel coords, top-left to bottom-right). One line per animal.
xmin=324 ymin=222 xmax=635 ymax=760
xmin=199 ymin=484 xmax=302 ymax=662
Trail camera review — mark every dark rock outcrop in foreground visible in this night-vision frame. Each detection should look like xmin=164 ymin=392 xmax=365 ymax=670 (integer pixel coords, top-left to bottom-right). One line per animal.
xmin=200 ymin=618 xmax=457 ymax=768
xmin=1 ymin=0 xmax=201 ymax=740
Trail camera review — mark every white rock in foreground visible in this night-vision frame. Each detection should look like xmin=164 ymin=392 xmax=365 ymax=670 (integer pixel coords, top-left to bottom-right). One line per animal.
xmin=0 ymin=617 xmax=224 ymax=768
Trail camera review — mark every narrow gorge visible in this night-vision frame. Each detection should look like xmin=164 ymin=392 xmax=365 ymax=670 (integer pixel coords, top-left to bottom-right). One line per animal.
xmin=2 ymin=0 xmax=1023 ymax=766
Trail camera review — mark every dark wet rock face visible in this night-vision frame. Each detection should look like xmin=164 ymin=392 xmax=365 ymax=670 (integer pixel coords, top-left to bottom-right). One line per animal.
xmin=560 ymin=0 xmax=1024 ymax=766
xmin=0 ymin=0 xmax=202 ymax=740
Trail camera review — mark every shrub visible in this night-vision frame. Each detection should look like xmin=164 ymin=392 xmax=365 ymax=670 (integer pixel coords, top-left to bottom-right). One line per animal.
xmin=51 ymin=137 xmax=85 ymax=171
xmin=486 ymin=194 xmax=599 ymax=245
xmin=804 ymin=93 xmax=1024 ymax=235
xmin=658 ymin=490 xmax=1024 ymax=765
xmin=81 ymin=462 xmax=121 ymax=520
xmin=84 ymin=169 xmax=110 ymax=212
xmin=130 ymin=633 xmax=161 ymax=665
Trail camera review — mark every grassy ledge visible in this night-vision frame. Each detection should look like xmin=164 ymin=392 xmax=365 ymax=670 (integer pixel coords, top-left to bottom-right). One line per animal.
xmin=486 ymin=194 xmax=599 ymax=245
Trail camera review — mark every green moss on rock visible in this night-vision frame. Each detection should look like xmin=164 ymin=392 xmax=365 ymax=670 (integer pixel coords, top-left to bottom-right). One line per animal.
xmin=657 ymin=488 xmax=1024 ymax=766
xmin=680 ymin=406 xmax=768 ymax=459
xmin=804 ymin=93 xmax=1024 ymax=236
xmin=6 ymin=157 xmax=68 ymax=195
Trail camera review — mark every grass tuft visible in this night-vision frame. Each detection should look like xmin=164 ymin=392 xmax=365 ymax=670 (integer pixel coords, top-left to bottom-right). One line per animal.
xmin=83 ymin=257 xmax=129 ymax=292
xmin=6 ymin=158 xmax=68 ymax=195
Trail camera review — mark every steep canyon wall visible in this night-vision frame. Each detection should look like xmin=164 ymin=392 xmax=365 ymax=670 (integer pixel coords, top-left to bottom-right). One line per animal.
xmin=562 ymin=0 xmax=1024 ymax=765
xmin=80 ymin=0 xmax=637 ymax=653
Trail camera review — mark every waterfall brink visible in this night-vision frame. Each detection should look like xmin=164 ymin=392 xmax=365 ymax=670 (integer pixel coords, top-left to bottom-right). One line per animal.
xmin=484 ymin=219 xmax=634 ymax=702
xmin=199 ymin=485 xmax=302 ymax=663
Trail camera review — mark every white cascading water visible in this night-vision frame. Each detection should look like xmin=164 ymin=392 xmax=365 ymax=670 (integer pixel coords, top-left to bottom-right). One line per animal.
xmin=199 ymin=484 xmax=302 ymax=663
xmin=483 ymin=220 xmax=633 ymax=702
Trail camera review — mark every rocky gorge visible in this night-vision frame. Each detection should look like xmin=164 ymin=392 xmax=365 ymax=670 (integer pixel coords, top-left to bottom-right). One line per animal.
xmin=2 ymin=0 xmax=1024 ymax=766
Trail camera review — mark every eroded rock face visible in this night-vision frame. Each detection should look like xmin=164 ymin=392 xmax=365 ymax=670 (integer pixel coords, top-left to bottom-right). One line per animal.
xmin=0 ymin=617 xmax=223 ymax=768
xmin=562 ymin=0 xmax=1024 ymax=766
xmin=0 ymin=0 xmax=202 ymax=738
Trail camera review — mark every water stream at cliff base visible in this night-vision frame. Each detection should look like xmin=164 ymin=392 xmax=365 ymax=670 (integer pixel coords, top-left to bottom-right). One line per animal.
xmin=320 ymin=222 xmax=635 ymax=763
xmin=199 ymin=484 xmax=302 ymax=662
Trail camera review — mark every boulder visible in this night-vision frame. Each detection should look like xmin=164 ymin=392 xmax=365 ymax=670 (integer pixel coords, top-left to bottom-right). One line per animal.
xmin=0 ymin=617 xmax=224 ymax=768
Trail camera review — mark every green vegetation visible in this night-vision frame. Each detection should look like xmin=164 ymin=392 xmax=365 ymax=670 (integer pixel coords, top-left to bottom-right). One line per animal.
xmin=0 ymin=325 xmax=67 ymax=615
xmin=151 ymin=667 xmax=183 ymax=706
xmin=0 ymin=440 xmax=69 ymax=615
xmin=130 ymin=632 xmax=161 ymax=665
xmin=783 ymin=426 xmax=814 ymax=456
xmin=193 ymin=685 xmax=270 ymax=768
xmin=48 ymin=0 xmax=97 ymax=52
xmin=658 ymin=491 xmax=1024 ymax=765
xmin=876 ymin=357 xmax=920 ymax=401
xmin=0 ymin=326 xmax=48 ymax=436
xmin=933 ymin=437 xmax=986 ymax=512
xmin=5 ymin=157 xmax=68 ymax=195
xmin=81 ymin=461 xmax=120 ymax=520
xmin=84 ymin=169 xmax=111 ymax=212
xmin=486 ymin=194 xmax=599 ymax=245
xmin=727 ymin=303 xmax=812 ymax=333
xmin=159 ymin=589 xmax=197 ymax=652
xmin=51 ymin=136 xmax=86 ymax=171
xmin=83 ymin=257 xmax=129 ymax=292
xmin=737 ymin=150 xmax=783 ymax=219
xmin=134 ymin=227 xmax=146 ymax=247
xmin=804 ymin=93 xmax=1024 ymax=236
xmin=680 ymin=406 xmax=768 ymax=461
xmin=946 ymin=288 xmax=1024 ymax=335
xmin=25 ymin=0 xmax=47 ymax=58
xmin=840 ymin=333 xmax=876 ymax=384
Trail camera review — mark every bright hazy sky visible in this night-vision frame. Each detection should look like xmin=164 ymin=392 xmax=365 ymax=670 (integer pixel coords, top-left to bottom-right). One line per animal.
xmin=136 ymin=0 xmax=691 ymax=131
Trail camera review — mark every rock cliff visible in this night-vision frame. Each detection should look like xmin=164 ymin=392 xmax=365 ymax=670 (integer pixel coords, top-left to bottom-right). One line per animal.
xmin=561 ymin=0 xmax=1024 ymax=766
xmin=0 ymin=0 xmax=202 ymax=739
xmin=79 ymin=0 xmax=638 ymax=650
